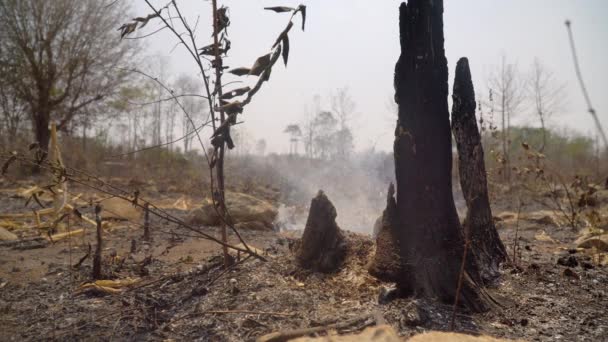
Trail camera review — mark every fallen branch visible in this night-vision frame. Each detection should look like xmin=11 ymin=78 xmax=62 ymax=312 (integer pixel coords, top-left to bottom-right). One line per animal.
xmin=256 ymin=314 xmax=373 ymax=342
xmin=204 ymin=310 xmax=293 ymax=317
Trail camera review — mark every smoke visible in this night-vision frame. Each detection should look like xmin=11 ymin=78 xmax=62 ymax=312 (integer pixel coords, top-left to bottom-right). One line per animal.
xmin=257 ymin=152 xmax=395 ymax=234
xmin=227 ymin=151 xmax=467 ymax=235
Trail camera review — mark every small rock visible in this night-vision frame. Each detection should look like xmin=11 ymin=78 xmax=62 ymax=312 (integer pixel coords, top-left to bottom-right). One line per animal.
xmin=563 ymin=268 xmax=580 ymax=280
xmin=520 ymin=318 xmax=529 ymax=327
xmin=557 ymin=255 xmax=578 ymax=267
xmin=401 ymin=302 xmax=428 ymax=327
xmin=582 ymin=261 xmax=595 ymax=270
xmin=191 ymin=286 xmax=208 ymax=297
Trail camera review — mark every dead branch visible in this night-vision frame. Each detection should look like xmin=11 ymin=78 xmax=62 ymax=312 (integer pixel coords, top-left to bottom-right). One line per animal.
xmin=256 ymin=314 xmax=374 ymax=342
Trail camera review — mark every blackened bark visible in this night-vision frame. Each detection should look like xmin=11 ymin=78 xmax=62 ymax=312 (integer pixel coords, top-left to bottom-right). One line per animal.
xmin=385 ymin=0 xmax=488 ymax=312
xmin=451 ymin=57 xmax=508 ymax=283
xmin=368 ymin=183 xmax=403 ymax=283
xmin=297 ymin=191 xmax=347 ymax=273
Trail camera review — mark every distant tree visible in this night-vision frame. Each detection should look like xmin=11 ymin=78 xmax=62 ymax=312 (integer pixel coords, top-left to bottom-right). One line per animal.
xmin=527 ymin=58 xmax=566 ymax=152
xmin=284 ymin=124 xmax=302 ymax=155
xmin=255 ymin=139 xmax=267 ymax=156
xmin=0 ymin=62 xmax=27 ymax=145
xmin=173 ymin=74 xmax=206 ymax=153
xmin=487 ymin=55 xmax=526 ymax=184
xmin=312 ymin=111 xmax=337 ymax=160
xmin=302 ymin=94 xmax=322 ymax=158
xmin=330 ymin=87 xmax=356 ymax=159
xmin=231 ymin=126 xmax=252 ymax=156
xmin=0 ymin=0 xmax=137 ymax=151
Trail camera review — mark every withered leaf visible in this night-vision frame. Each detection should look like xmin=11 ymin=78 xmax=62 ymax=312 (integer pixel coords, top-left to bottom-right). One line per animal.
xmin=249 ymin=53 xmax=272 ymax=76
xmin=298 ymin=5 xmax=307 ymax=31
xmin=221 ymin=87 xmax=251 ymax=100
xmin=118 ymin=22 xmax=138 ymax=39
xmin=281 ymin=35 xmax=290 ymax=66
xmin=217 ymin=101 xmax=243 ymax=115
xmin=264 ymin=6 xmax=294 ymax=13
xmin=229 ymin=67 xmax=251 ymax=76
xmin=225 ymin=131 xmax=235 ymax=150
xmin=262 ymin=67 xmax=272 ymax=82
xmin=199 ymin=43 xmax=230 ymax=56
xmin=215 ymin=6 xmax=230 ymax=33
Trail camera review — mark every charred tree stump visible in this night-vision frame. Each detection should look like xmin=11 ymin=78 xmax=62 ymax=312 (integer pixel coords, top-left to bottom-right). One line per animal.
xmin=92 ymin=204 xmax=103 ymax=280
xmin=371 ymin=0 xmax=490 ymax=312
xmin=296 ymin=191 xmax=347 ymax=273
xmin=368 ymin=183 xmax=402 ymax=282
xmin=451 ymin=57 xmax=508 ymax=283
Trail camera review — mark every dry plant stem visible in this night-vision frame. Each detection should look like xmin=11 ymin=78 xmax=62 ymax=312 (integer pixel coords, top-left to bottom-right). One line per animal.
xmin=143 ymin=202 xmax=151 ymax=241
xmin=2 ymin=153 xmax=266 ymax=261
xmin=513 ymin=199 xmax=523 ymax=266
xmin=211 ymin=0 xmax=230 ymax=267
xmin=565 ymin=20 xmax=608 ymax=149
xmin=137 ymin=4 xmax=257 ymax=260
xmin=450 ymin=234 xmax=470 ymax=331
xmin=257 ymin=314 xmax=373 ymax=342
xmin=92 ymin=208 xmax=103 ymax=280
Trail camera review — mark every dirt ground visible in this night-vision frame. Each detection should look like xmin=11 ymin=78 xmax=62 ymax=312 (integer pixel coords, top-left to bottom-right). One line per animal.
xmin=0 ymin=178 xmax=607 ymax=341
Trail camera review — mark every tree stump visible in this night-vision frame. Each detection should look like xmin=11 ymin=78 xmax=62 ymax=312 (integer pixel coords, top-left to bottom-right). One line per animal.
xmin=368 ymin=1 xmax=490 ymax=312
xmin=296 ymin=190 xmax=347 ymax=273
xmin=451 ymin=57 xmax=508 ymax=283
xmin=368 ymin=183 xmax=402 ymax=282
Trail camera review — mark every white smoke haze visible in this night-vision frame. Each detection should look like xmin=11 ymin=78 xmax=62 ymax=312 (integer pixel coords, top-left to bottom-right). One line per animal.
xmin=227 ymin=151 xmax=395 ymax=235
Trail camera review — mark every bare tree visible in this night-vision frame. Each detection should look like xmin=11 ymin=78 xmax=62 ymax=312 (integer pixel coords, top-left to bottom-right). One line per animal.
xmin=487 ymin=55 xmax=526 ymax=183
xmin=173 ymin=75 xmax=206 ymax=153
xmin=255 ymin=139 xmax=267 ymax=156
xmin=330 ymin=87 xmax=356 ymax=159
xmin=284 ymin=124 xmax=302 ymax=155
xmin=527 ymin=58 xmax=566 ymax=152
xmin=312 ymin=111 xmax=337 ymax=160
xmin=0 ymin=0 xmax=137 ymax=151
xmin=0 ymin=63 xmax=27 ymax=146
xmin=302 ymin=94 xmax=321 ymax=158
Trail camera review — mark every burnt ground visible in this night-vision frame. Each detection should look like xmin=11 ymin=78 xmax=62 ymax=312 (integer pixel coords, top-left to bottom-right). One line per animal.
xmin=0 ymin=179 xmax=607 ymax=341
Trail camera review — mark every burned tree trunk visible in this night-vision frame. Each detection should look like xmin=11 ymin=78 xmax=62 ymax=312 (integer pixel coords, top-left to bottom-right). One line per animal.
xmin=374 ymin=0 xmax=489 ymax=312
xmin=451 ymin=58 xmax=508 ymax=283
xmin=296 ymin=191 xmax=347 ymax=273
xmin=368 ymin=183 xmax=402 ymax=282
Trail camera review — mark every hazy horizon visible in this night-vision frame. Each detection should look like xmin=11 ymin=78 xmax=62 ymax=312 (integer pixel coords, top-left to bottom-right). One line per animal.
xmin=133 ymin=0 xmax=608 ymax=154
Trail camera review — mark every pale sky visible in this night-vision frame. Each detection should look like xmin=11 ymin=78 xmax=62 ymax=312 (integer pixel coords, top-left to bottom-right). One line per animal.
xmin=133 ymin=0 xmax=608 ymax=153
